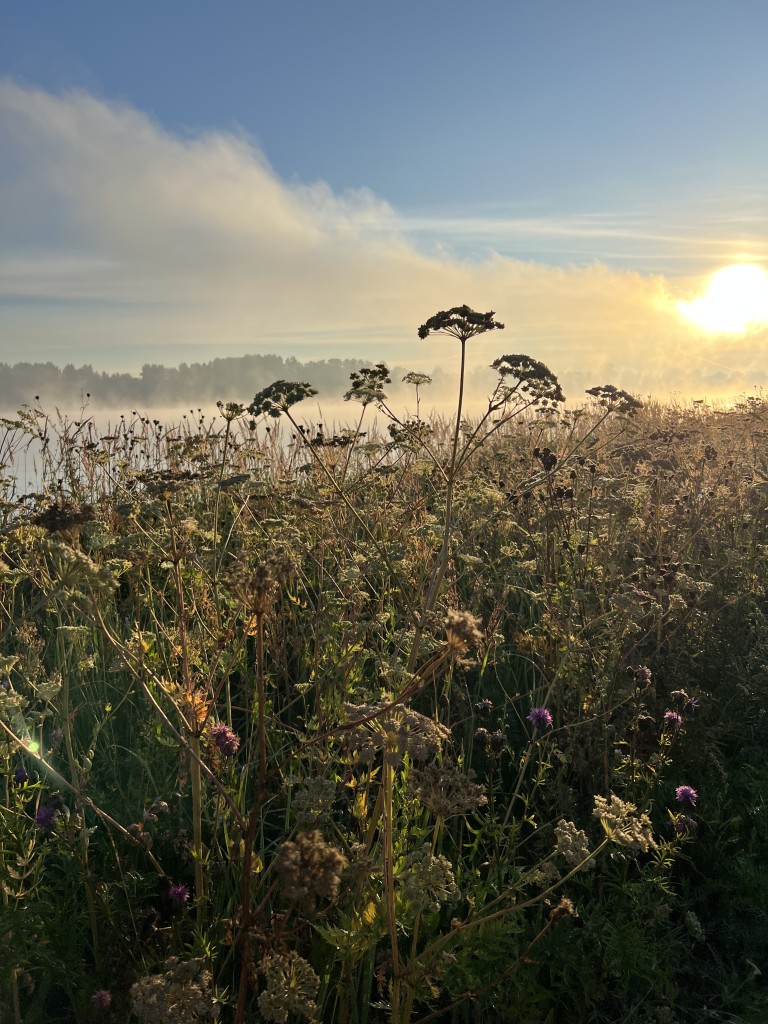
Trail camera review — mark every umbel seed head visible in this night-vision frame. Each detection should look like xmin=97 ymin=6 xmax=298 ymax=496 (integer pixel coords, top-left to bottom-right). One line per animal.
xmin=418 ymin=305 xmax=505 ymax=341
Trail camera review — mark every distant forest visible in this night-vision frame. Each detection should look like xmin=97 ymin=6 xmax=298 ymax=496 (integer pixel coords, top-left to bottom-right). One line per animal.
xmin=0 ymin=354 xmax=451 ymax=411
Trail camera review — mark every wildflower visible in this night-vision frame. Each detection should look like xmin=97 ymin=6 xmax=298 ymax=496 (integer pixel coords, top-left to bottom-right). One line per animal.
xmin=91 ymin=989 xmax=112 ymax=1010
xmin=593 ymin=794 xmax=657 ymax=853
xmin=258 ymin=951 xmax=319 ymax=1024
xmin=418 ymin=305 xmax=505 ymax=343
xmin=489 ymin=729 xmax=506 ymax=753
xmin=549 ymin=896 xmax=579 ymax=923
xmin=527 ymin=706 xmax=553 ymax=730
xmin=685 ymin=910 xmax=705 ymax=942
xmin=444 ymin=609 xmax=484 ymax=654
xmin=663 ymin=710 xmax=683 ymax=731
xmin=633 ymin=665 xmax=652 ymax=687
xmin=340 ymin=702 xmax=450 ymax=766
xmin=474 ymin=727 xmax=491 ymax=750
xmin=292 ymin=777 xmax=337 ymax=830
xmin=34 ymin=805 xmax=58 ymax=832
xmin=210 ymin=723 xmax=241 ymax=757
xmin=408 ymin=759 xmax=488 ymax=818
xmin=130 ymin=957 xmax=216 ymax=1022
xmin=274 ymin=830 xmax=347 ymax=909
xmin=225 ymin=553 xmax=293 ymax=616
xmin=0 ymin=678 xmax=9 ymax=691
xmin=169 ymin=883 xmax=190 ymax=907
xmin=684 ymin=696 xmax=700 ymax=712
xmin=474 ymin=698 xmax=493 ymax=715
xmin=675 ymin=785 xmax=698 ymax=806
xmin=12 ymin=765 xmax=28 ymax=786
xmin=554 ymin=819 xmax=593 ymax=868
xmin=398 ymin=847 xmax=460 ymax=913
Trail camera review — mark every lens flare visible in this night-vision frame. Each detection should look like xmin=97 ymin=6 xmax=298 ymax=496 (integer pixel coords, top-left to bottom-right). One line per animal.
xmin=677 ymin=264 xmax=768 ymax=333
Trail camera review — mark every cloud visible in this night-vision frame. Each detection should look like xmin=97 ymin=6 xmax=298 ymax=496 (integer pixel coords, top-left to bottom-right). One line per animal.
xmin=0 ymin=79 xmax=764 ymax=400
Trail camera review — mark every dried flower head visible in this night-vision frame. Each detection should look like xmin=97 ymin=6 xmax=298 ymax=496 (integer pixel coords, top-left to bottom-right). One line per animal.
xmin=339 ymin=702 xmax=451 ymax=766
xmin=407 ymin=759 xmax=488 ymax=818
xmin=248 ymin=380 xmax=318 ymax=419
xmin=274 ymin=830 xmax=348 ymax=909
xmin=585 ymin=383 xmax=643 ymax=414
xmin=224 ymin=553 xmax=293 ymax=616
xmin=593 ymin=794 xmax=657 ymax=853
xmin=418 ymin=305 xmax=505 ymax=342
xmin=491 ymin=354 xmax=565 ymax=405
xmin=130 ymin=957 xmax=218 ymax=1022
xmin=31 ymin=496 xmax=95 ymax=535
xmin=258 ymin=951 xmax=320 ymax=1024
xmin=344 ymin=363 xmax=391 ymax=405
xmin=548 ymin=896 xmax=579 ymax=923
xmin=444 ymin=609 xmax=484 ymax=655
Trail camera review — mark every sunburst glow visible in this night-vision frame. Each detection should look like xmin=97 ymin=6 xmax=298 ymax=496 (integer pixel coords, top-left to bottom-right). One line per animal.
xmin=677 ymin=264 xmax=768 ymax=333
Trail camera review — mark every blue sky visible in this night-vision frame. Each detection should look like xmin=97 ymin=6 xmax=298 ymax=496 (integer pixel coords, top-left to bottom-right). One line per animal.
xmin=2 ymin=0 xmax=768 ymax=399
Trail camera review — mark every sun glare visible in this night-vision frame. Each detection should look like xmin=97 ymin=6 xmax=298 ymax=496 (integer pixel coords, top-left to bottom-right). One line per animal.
xmin=677 ymin=264 xmax=768 ymax=334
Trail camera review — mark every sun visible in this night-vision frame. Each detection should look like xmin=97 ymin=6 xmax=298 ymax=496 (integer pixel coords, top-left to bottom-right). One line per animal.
xmin=677 ymin=264 xmax=768 ymax=334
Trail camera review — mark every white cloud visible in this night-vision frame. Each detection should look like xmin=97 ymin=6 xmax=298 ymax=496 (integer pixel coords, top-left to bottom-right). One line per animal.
xmin=0 ymin=80 xmax=764 ymax=400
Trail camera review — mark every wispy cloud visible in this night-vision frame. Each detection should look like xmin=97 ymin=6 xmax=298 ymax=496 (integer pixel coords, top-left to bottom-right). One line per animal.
xmin=0 ymin=80 xmax=765 ymax=400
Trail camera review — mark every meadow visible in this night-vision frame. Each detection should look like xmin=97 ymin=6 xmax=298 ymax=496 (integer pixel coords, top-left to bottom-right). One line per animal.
xmin=1 ymin=307 xmax=766 ymax=1023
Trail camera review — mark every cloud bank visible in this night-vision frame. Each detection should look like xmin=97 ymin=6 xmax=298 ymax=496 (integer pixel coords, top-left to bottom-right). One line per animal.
xmin=1 ymin=80 xmax=766 ymax=401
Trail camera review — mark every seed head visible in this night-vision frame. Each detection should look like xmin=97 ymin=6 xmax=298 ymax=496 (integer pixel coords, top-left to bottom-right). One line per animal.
xmin=418 ymin=305 xmax=505 ymax=342
xmin=444 ymin=609 xmax=484 ymax=655
xmin=408 ymin=759 xmax=488 ymax=818
xmin=274 ymin=830 xmax=347 ymax=909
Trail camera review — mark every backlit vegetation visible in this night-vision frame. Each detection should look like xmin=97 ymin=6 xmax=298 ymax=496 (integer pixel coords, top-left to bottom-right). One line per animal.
xmin=1 ymin=308 xmax=766 ymax=1022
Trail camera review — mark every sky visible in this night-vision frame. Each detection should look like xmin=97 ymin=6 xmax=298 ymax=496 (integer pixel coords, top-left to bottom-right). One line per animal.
xmin=2 ymin=0 xmax=768 ymax=403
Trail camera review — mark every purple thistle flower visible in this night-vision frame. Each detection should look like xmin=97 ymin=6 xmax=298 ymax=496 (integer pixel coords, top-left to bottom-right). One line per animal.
xmin=474 ymin=699 xmax=494 ymax=715
xmin=675 ymin=785 xmax=698 ymax=807
xmin=211 ymin=723 xmax=241 ymax=757
xmin=684 ymin=696 xmax=700 ymax=712
xmin=663 ymin=710 xmax=683 ymax=731
xmin=169 ymin=882 xmax=190 ymax=906
xmin=633 ymin=665 xmax=652 ymax=687
xmin=91 ymin=989 xmax=112 ymax=1010
xmin=12 ymin=765 xmax=28 ymax=786
xmin=34 ymin=805 xmax=58 ymax=832
xmin=527 ymin=707 xmax=553 ymax=730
